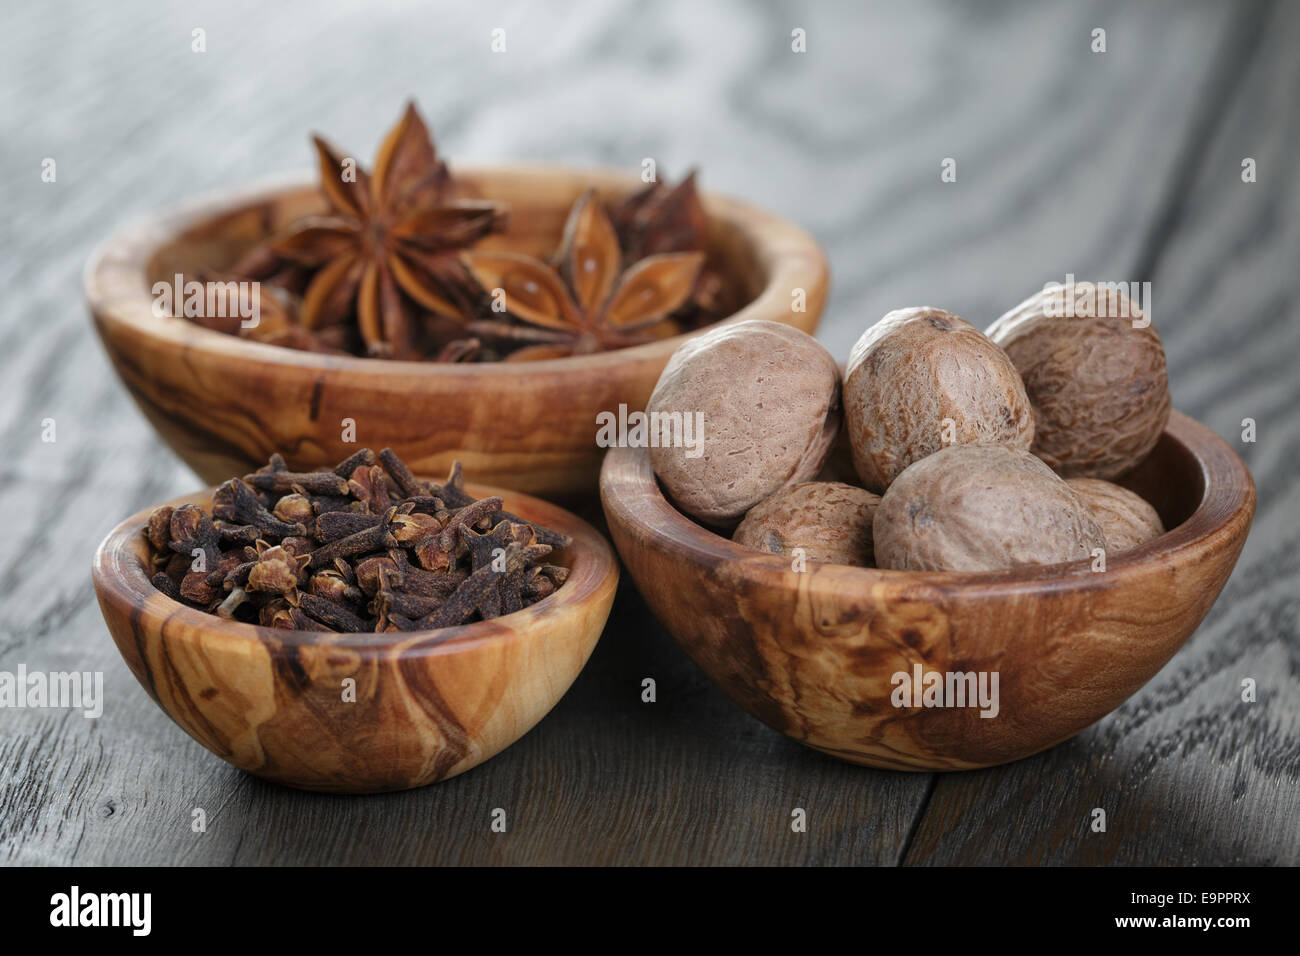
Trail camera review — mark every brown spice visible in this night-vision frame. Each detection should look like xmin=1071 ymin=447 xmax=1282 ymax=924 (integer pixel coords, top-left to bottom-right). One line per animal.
xmin=733 ymin=481 xmax=881 ymax=567
xmin=986 ymin=283 xmax=1171 ymax=480
xmin=609 ymin=171 xmax=731 ymax=324
xmin=181 ymin=108 xmax=730 ymax=363
xmin=232 ymin=103 xmax=508 ymax=360
xmin=143 ymin=448 xmax=571 ymax=633
xmin=461 ymin=189 xmax=705 ymax=361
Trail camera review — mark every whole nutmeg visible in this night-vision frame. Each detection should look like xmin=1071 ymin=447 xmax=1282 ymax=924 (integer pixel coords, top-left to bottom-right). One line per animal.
xmin=733 ymin=481 xmax=881 ymax=567
xmin=647 ymin=319 xmax=841 ymax=524
xmin=873 ymin=444 xmax=1106 ymax=572
xmin=986 ymin=282 xmax=1171 ymax=479
xmin=1066 ymin=478 xmax=1164 ymax=553
xmin=843 ymin=307 xmax=1034 ymax=493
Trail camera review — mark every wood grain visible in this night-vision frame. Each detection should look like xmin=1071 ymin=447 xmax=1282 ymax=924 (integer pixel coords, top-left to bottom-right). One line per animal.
xmin=0 ymin=0 xmax=1294 ymax=865
xmin=601 ymin=412 xmax=1255 ymax=770
xmin=86 ymin=167 xmax=827 ymax=499
xmin=91 ymin=484 xmax=618 ymax=793
xmin=902 ymin=0 xmax=1300 ymax=866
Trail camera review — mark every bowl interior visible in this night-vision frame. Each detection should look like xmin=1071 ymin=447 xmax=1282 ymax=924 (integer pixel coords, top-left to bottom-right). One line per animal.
xmin=144 ymin=167 xmax=765 ymax=333
xmin=100 ymin=479 xmax=617 ymax=652
xmin=608 ymin=409 xmax=1254 ymax=592
xmin=1110 ymin=431 xmax=1203 ymax=533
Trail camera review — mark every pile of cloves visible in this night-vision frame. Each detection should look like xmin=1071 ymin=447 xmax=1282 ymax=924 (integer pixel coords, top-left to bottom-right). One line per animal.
xmin=143 ymin=448 xmax=571 ymax=633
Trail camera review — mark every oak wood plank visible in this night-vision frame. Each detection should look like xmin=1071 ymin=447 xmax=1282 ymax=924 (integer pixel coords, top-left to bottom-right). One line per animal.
xmin=0 ymin=0 xmax=1275 ymax=866
xmin=904 ymin=0 xmax=1300 ymax=866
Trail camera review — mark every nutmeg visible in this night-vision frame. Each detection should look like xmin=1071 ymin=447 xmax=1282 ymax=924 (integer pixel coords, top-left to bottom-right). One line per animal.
xmin=1066 ymin=478 xmax=1164 ymax=553
xmin=733 ymin=481 xmax=881 ymax=567
xmin=647 ymin=320 xmax=841 ymax=524
xmin=843 ymin=307 xmax=1034 ymax=493
xmin=986 ymin=282 xmax=1171 ymax=479
xmin=873 ymin=444 xmax=1106 ymax=572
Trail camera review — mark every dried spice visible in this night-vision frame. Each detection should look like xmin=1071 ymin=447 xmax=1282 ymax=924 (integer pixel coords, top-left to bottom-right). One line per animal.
xmin=609 ymin=171 xmax=732 ymax=323
xmin=174 ymin=104 xmax=734 ymax=362
xmin=183 ymin=278 xmax=348 ymax=354
xmin=232 ymin=102 xmax=508 ymax=359
xmin=610 ymin=171 xmax=709 ymax=261
xmin=461 ymin=189 xmax=705 ymax=360
xmin=143 ymin=448 xmax=571 ymax=633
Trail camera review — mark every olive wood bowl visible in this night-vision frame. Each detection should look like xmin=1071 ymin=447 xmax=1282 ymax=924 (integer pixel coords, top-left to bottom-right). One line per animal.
xmin=86 ymin=165 xmax=828 ymax=500
xmin=600 ymin=411 xmax=1255 ymax=770
xmin=92 ymin=483 xmax=618 ymax=793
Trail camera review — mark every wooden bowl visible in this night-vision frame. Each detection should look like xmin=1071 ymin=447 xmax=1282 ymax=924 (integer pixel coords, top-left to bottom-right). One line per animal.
xmin=92 ymin=483 xmax=618 ymax=793
xmin=600 ymin=411 xmax=1255 ymax=770
xmin=85 ymin=165 xmax=828 ymax=499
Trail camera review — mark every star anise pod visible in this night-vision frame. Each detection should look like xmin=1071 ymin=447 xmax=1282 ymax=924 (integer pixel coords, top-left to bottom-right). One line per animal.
xmin=609 ymin=170 xmax=709 ymax=261
xmin=460 ymin=190 xmax=704 ymax=361
xmin=610 ymin=170 xmax=731 ymax=325
xmin=237 ymin=102 xmax=508 ymax=359
xmin=187 ymin=270 xmax=351 ymax=354
xmin=433 ymin=337 xmax=482 ymax=363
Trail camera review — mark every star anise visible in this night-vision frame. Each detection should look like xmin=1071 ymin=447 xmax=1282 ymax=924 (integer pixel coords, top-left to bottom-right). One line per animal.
xmin=611 ymin=171 xmax=733 ymax=324
xmin=609 ymin=170 xmax=709 ymax=261
xmin=187 ymin=270 xmax=351 ymax=354
xmin=460 ymin=190 xmax=705 ymax=361
xmin=237 ymin=102 xmax=508 ymax=359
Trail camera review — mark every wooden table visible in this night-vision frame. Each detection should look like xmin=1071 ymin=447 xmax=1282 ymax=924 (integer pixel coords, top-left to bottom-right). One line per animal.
xmin=1 ymin=0 xmax=1295 ymax=865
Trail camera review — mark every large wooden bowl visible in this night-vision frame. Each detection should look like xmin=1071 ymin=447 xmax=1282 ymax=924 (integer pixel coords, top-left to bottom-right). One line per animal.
xmin=85 ymin=165 xmax=828 ymax=499
xmin=600 ymin=411 xmax=1255 ymax=770
xmin=92 ymin=483 xmax=618 ymax=793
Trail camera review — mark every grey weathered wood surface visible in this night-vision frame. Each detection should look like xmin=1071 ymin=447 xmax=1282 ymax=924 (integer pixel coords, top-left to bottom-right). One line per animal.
xmin=0 ymin=0 xmax=1294 ymax=866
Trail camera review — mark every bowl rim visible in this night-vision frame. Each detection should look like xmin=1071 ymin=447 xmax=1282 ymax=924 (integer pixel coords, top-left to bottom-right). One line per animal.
xmin=600 ymin=410 xmax=1256 ymax=598
xmin=83 ymin=162 xmax=830 ymax=375
xmin=93 ymin=479 xmax=619 ymax=657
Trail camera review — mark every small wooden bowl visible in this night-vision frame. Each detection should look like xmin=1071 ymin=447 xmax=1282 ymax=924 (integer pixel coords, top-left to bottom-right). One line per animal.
xmin=85 ymin=165 xmax=828 ymax=499
xmin=600 ymin=411 xmax=1255 ymax=770
xmin=92 ymin=483 xmax=618 ymax=793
